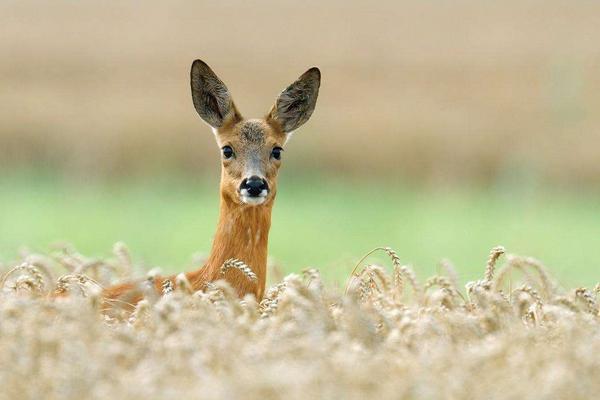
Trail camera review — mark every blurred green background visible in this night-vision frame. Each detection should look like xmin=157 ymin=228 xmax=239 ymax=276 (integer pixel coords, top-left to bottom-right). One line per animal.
xmin=2 ymin=172 xmax=598 ymax=287
xmin=2 ymin=1 xmax=600 ymax=286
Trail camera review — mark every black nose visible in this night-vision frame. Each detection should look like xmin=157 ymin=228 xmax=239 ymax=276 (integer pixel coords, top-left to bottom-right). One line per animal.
xmin=240 ymin=176 xmax=268 ymax=197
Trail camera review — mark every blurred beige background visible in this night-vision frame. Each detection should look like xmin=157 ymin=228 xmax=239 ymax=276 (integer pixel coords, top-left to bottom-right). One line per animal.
xmin=2 ymin=0 xmax=600 ymax=185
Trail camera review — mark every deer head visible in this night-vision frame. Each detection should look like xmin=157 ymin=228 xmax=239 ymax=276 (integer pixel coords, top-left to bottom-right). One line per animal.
xmin=191 ymin=59 xmax=320 ymax=206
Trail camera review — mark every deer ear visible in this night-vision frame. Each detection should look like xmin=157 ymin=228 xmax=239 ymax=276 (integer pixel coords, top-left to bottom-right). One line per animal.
xmin=190 ymin=59 xmax=241 ymax=129
xmin=267 ymin=67 xmax=320 ymax=134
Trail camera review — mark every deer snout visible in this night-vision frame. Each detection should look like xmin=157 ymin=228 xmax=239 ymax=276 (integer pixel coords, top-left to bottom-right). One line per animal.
xmin=240 ymin=176 xmax=269 ymax=198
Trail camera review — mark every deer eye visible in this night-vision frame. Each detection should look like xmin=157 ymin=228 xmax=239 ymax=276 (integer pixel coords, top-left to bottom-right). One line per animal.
xmin=271 ymin=147 xmax=283 ymax=160
xmin=222 ymin=145 xmax=234 ymax=159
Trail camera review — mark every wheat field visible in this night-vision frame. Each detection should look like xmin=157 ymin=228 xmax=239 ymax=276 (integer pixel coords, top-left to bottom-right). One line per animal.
xmin=1 ymin=244 xmax=598 ymax=400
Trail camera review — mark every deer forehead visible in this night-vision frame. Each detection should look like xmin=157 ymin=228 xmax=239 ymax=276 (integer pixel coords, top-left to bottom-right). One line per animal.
xmin=240 ymin=120 xmax=266 ymax=145
xmin=218 ymin=120 xmax=284 ymax=150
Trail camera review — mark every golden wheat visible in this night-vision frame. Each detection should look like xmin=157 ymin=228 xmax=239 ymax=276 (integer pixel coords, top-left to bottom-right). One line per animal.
xmin=0 ymin=244 xmax=599 ymax=400
xmin=220 ymin=258 xmax=258 ymax=282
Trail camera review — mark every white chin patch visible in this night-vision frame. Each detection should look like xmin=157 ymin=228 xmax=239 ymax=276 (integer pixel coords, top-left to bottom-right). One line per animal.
xmin=241 ymin=196 xmax=266 ymax=205
xmin=239 ymin=189 xmax=268 ymax=205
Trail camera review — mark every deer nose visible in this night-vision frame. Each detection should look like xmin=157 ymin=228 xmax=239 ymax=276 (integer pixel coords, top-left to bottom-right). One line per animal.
xmin=240 ymin=176 xmax=268 ymax=197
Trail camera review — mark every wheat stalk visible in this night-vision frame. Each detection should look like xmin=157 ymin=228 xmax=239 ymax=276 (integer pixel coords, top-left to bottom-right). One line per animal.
xmin=575 ymin=287 xmax=598 ymax=315
xmin=346 ymin=247 xmax=422 ymax=302
xmin=484 ymin=246 xmax=505 ymax=282
xmin=161 ymin=279 xmax=174 ymax=295
xmin=220 ymin=259 xmax=257 ymax=282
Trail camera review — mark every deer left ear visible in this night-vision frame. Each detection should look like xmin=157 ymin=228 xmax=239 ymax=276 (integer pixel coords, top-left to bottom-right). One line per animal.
xmin=191 ymin=59 xmax=241 ymax=129
xmin=267 ymin=67 xmax=321 ymax=134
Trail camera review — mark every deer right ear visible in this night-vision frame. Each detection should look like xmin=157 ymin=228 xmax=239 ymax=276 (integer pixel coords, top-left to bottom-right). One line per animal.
xmin=190 ymin=60 xmax=241 ymax=129
xmin=267 ymin=67 xmax=321 ymax=134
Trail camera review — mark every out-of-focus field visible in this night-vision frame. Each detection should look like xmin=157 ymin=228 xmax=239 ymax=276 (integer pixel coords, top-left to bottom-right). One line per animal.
xmin=2 ymin=0 xmax=600 ymax=184
xmin=1 ymin=173 xmax=598 ymax=287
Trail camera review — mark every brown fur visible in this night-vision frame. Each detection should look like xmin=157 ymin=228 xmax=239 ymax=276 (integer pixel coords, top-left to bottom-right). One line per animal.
xmin=99 ymin=60 xmax=320 ymax=307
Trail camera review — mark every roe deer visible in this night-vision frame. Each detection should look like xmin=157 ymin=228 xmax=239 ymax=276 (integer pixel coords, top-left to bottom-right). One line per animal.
xmin=99 ymin=60 xmax=320 ymax=308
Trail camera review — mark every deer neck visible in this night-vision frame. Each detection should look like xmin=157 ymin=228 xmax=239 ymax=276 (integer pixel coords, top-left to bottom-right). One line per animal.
xmin=198 ymin=190 xmax=273 ymax=298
